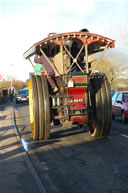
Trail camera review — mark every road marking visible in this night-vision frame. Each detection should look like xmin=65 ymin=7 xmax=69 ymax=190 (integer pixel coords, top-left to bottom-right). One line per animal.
xmin=108 ymin=135 xmax=128 ymax=148
xmin=21 ymin=138 xmax=29 ymax=152
xmin=120 ymin=134 xmax=128 ymax=138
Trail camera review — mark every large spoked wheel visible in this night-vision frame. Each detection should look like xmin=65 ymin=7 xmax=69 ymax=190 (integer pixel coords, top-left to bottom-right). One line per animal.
xmin=28 ymin=75 xmax=39 ymax=140
xmin=41 ymin=76 xmax=50 ymax=140
xmin=88 ymin=73 xmax=112 ymax=137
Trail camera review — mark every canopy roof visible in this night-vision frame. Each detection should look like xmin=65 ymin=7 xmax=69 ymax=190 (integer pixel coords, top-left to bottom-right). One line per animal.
xmin=23 ymin=32 xmax=115 ymax=59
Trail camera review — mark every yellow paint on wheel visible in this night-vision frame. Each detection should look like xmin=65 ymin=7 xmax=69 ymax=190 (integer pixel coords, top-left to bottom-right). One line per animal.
xmin=28 ymin=79 xmax=34 ymax=137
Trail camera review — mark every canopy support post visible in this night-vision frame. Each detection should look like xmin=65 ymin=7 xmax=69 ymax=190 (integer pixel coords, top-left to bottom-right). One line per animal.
xmin=85 ymin=44 xmax=89 ymax=74
xmin=28 ymin=58 xmax=34 ymax=68
xmin=40 ymin=47 xmax=60 ymax=76
xmin=60 ymin=45 xmax=64 ymax=75
xmin=91 ymin=44 xmax=108 ymax=75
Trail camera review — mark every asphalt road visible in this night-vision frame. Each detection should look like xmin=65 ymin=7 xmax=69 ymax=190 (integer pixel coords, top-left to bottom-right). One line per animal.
xmin=15 ymin=103 xmax=128 ymax=193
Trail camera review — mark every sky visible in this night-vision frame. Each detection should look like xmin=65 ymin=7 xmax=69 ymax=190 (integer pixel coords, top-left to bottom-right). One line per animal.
xmin=0 ymin=0 xmax=128 ymax=81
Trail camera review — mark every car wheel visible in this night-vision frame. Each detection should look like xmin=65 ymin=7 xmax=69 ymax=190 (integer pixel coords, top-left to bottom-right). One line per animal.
xmin=121 ymin=111 xmax=126 ymax=123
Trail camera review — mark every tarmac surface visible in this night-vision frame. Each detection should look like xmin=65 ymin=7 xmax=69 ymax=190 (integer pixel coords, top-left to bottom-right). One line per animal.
xmin=0 ymin=103 xmax=39 ymax=193
xmin=1 ymin=102 xmax=128 ymax=193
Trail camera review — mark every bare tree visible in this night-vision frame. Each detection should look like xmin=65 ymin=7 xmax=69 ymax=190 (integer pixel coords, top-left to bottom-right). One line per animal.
xmin=91 ymin=56 xmax=118 ymax=87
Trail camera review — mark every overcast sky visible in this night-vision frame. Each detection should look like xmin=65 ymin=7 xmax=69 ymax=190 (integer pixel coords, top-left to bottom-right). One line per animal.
xmin=0 ymin=0 xmax=128 ymax=81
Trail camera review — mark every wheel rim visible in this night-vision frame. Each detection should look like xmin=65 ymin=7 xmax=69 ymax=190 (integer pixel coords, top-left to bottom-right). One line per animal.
xmin=29 ymin=76 xmax=39 ymax=140
xmin=28 ymin=79 xmax=34 ymax=137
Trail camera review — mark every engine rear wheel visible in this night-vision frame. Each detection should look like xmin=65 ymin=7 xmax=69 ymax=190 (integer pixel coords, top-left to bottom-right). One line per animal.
xmin=89 ymin=74 xmax=112 ymax=137
xmin=41 ymin=76 xmax=50 ymax=140
xmin=28 ymin=75 xmax=39 ymax=140
xmin=36 ymin=76 xmax=45 ymax=140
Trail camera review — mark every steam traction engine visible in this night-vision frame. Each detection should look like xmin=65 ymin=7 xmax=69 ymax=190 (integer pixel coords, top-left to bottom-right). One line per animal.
xmin=23 ymin=31 xmax=115 ymax=141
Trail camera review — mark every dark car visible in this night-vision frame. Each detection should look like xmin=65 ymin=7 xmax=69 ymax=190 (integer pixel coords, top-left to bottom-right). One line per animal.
xmin=112 ymin=91 xmax=128 ymax=122
xmin=16 ymin=87 xmax=29 ymax=103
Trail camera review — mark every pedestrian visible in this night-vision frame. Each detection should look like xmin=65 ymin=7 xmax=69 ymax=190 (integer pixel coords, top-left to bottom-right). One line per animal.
xmin=2 ymin=88 xmax=8 ymax=103
xmin=8 ymin=86 xmax=15 ymax=102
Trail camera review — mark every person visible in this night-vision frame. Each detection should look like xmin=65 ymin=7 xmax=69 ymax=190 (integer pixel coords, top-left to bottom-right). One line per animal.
xmin=79 ymin=28 xmax=89 ymax=32
xmin=53 ymin=48 xmax=71 ymax=75
xmin=34 ymin=48 xmax=59 ymax=92
xmin=2 ymin=88 xmax=8 ymax=103
xmin=8 ymin=86 xmax=15 ymax=102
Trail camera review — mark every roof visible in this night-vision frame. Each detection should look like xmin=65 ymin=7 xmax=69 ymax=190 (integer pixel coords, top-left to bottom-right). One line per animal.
xmin=23 ymin=31 xmax=115 ymax=59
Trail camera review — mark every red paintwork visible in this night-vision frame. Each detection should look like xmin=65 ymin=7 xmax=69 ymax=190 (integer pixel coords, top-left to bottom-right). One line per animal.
xmin=70 ymin=115 xmax=88 ymax=124
xmin=23 ymin=32 xmax=115 ymax=60
xmin=64 ymin=75 xmax=88 ymax=124
xmin=66 ymin=87 xmax=88 ymax=124
xmin=66 ymin=87 xmax=86 ymax=110
xmin=34 ymin=32 xmax=115 ymax=48
xmin=41 ymin=72 xmax=46 ymax=75
xmin=66 ymin=76 xmax=87 ymax=82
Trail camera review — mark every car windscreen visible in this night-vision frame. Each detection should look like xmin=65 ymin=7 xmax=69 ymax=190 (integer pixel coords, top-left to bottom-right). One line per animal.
xmin=123 ymin=93 xmax=128 ymax=102
xmin=18 ymin=90 xmax=28 ymax=95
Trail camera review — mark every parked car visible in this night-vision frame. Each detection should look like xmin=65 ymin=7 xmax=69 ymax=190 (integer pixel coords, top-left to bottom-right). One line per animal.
xmin=112 ymin=91 xmax=128 ymax=122
xmin=16 ymin=87 xmax=29 ymax=103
